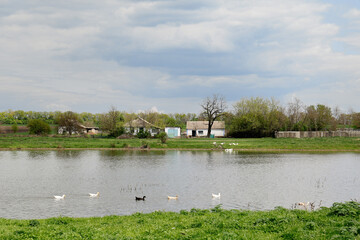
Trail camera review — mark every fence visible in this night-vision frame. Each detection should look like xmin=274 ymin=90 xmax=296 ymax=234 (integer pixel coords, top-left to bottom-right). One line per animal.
xmin=275 ymin=130 xmax=360 ymax=138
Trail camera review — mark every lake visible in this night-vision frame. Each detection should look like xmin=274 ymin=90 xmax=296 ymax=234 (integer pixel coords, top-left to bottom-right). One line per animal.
xmin=0 ymin=150 xmax=359 ymax=219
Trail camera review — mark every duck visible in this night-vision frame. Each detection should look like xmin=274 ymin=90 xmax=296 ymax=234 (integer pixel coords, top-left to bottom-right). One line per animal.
xmin=167 ymin=195 xmax=178 ymax=200
xmin=212 ymin=193 xmax=221 ymax=198
xmin=89 ymin=192 xmax=100 ymax=197
xmin=54 ymin=195 xmax=66 ymax=200
xmin=135 ymin=196 xmax=146 ymax=201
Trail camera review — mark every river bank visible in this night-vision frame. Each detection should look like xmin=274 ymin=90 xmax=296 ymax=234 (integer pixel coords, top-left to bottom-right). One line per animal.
xmin=0 ymin=136 xmax=359 ymax=151
xmin=0 ymin=202 xmax=359 ymax=239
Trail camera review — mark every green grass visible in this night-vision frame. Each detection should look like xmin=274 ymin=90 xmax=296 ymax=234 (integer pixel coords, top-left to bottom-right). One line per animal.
xmin=0 ymin=136 xmax=359 ymax=151
xmin=1 ymin=202 xmax=360 ymax=239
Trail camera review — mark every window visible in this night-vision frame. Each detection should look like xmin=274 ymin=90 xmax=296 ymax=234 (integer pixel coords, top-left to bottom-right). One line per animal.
xmin=198 ymin=130 xmax=204 ymax=135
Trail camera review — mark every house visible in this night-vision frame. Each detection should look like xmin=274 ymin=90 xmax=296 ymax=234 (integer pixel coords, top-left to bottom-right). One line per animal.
xmin=124 ymin=117 xmax=162 ymax=136
xmin=58 ymin=124 xmax=99 ymax=135
xmin=78 ymin=124 xmax=99 ymax=134
xmin=186 ymin=121 xmax=225 ymax=137
xmin=165 ymin=127 xmax=181 ymax=138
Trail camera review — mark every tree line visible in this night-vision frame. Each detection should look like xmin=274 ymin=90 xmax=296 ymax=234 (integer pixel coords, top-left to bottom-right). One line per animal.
xmin=1 ymin=96 xmax=360 ymax=137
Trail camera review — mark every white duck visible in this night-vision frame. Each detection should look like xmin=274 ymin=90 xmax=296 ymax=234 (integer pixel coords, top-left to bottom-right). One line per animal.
xmin=212 ymin=193 xmax=221 ymax=198
xmin=54 ymin=194 xmax=66 ymax=200
xmin=167 ymin=195 xmax=178 ymax=200
xmin=89 ymin=192 xmax=100 ymax=197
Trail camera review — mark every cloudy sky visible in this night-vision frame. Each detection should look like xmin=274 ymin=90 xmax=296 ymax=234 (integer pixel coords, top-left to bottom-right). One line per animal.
xmin=1 ymin=0 xmax=360 ymax=114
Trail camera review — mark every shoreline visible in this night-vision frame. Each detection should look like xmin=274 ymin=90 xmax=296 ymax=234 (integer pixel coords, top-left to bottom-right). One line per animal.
xmin=0 ymin=147 xmax=359 ymax=152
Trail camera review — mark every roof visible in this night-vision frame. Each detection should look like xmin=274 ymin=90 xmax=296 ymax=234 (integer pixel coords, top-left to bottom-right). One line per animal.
xmin=186 ymin=121 xmax=225 ymax=130
xmin=124 ymin=117 xmax=162 ymax=129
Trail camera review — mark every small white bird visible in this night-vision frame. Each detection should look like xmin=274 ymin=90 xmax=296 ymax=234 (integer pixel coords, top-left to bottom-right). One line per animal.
xmin=225 ymin=149 xmax=233 ymax=153
xmin=168 ymin=195 xmax=178 ymax=200
xmin=212 ymin=193 xmax=221 ymax=198
xmin=54 ymin=195 xmax=66 ymax=200
xmin=89 ymin=192 xmax=100 ymax=197
xmin=297 ymin=202 xmax=310 ymax=210
xmin=213 ymin=142 xmax=217 ymax=145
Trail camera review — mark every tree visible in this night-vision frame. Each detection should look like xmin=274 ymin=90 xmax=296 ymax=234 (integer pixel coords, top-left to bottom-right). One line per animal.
xmin=27 ymin=119 xmax=51 ymax=135
xmin=229 ymin=97 xmax=286 ymax=137
xmin=99 ymin=106 xmax=124 ymax=137
xmin=201 ymin=94 xmax=227 ymax=137
xmin=56 ymin=111 xmax=81 ymax=135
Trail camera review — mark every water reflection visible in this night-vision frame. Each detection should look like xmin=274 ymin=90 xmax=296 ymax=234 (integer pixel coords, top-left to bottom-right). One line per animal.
xmin=0 ymin=150 xmax=359 ymax=219
xmin=55 ymin=150 xmax=84 ymax=159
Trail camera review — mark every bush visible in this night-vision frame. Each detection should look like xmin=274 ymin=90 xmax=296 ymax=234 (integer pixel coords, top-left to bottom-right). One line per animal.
xmin=108 ymin=127 xmax=125 ymax=138
xmin=137 ymin=129 xmax=151 ymax=139
xmin=157 ymin=132 xmax=168 ymax=144
xmin=11 ymin=124 xmax=18 ymax=133
xmin=27 ymin=119 xmax=51 ymax=135
xmin=329 ymin=201 xmax=360 ymax=217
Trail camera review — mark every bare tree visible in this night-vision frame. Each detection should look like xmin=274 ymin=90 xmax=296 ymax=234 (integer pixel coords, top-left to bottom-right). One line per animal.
xmin=201 ymin=94 xmax=227 ymax=138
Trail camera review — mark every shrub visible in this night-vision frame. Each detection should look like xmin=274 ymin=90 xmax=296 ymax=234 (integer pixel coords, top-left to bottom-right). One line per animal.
xmin=137 ymin=129 xmax=151 ymax=139
xmin=157 ymin=132 xmax=168 ymax=144
xmin=11 ymin=124 xmax=18 ymax=133
xmin=329 ymin=201 xmax=360 ymax=217
xmin=27 ymin=119 xmax=51 ymax=135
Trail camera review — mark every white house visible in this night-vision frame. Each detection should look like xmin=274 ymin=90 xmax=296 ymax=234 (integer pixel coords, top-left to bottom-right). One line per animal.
xmin=165 ymin=127 xmax=181 ymax=138
xmin=186 ymin=121 xmax=225 ymax=137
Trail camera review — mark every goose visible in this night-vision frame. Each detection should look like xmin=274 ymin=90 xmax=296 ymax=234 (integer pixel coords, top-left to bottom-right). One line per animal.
xmin=167 ymin=195 xmax=178 ymax=200
xmin=225 ymin=149 xmax=233 ymax=153
xmin=89 ymin=192 xmax=100 ymax=197
xmin=135 ymin=196 xmax=146 ymax=201
xmin=212 ymin=193 xmax=221 ymax=198
xmin=54 ymin=195 xmax=66 ymax=200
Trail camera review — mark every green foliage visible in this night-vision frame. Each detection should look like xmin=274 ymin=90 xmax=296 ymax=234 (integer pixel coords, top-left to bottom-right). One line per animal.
xmin=229 ymin=97 xmax=285 ymax=138
xmin=56 ymin=111 xmax=82 ymax=135
xmin=27 ymin=119 xmax=51 ymax=135
xmin=11 ymin=124 xmax=18 ymax=133
xmin=157 ymin=132 xmax=168 ymax=144
xmin=329 ymin=201 xmax=360 ymax=217
xmin=1 ymin=202 xmax=360 ymax=239
xmin=137 ymin=129 xmax=151 ymax=139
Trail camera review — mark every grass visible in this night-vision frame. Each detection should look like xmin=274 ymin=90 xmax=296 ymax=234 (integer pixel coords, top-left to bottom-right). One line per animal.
xmin=0 ymin=202 xmax=360 ymax=239
xmin=0 ymin=135 xmax=360 ymax=151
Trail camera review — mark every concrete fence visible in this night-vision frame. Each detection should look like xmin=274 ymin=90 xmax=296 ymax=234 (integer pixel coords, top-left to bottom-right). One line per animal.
xmin=275 ymin=130 xmax=360 ymax=138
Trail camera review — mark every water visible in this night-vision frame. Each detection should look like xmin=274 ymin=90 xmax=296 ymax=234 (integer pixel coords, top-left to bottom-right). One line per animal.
xmin=0 ymin=150 xmax=359 ymax=219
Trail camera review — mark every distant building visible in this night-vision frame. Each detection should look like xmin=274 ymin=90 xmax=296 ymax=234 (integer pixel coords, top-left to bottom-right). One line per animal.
xmin=58 ymin=124 xmax=99 ymax=135
xmin=186 ymin=121 xmax=225 ymax=137
xmin=165 ymin=127 xmax=181 ymax=138
xmin=124 ymin=117 xmax=162 ymax=136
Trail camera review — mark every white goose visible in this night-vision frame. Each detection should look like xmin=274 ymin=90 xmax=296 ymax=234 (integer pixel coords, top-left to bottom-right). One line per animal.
xmin=54 ymin=194 xmax=66 ymax=200
xmin=89 ymin=192 xmax=100 ymax=197
xmin=212 ymin=193 xmax=221 ymax=198
xmin=167 ymin=195 xmax=178 ymax=200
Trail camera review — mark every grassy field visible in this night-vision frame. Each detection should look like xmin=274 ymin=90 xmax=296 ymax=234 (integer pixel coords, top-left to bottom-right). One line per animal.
xmin=0 ymin=202 xmax=359 ymax=239
xmin=0 ymin=135 xmax=360 ymax=151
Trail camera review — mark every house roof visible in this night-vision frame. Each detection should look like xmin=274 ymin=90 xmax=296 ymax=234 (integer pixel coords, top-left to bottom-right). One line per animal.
xmin=124 ymin=117 xmax=162 ymax=129
xmin=186 ymin=121 xmax=225 ymax=130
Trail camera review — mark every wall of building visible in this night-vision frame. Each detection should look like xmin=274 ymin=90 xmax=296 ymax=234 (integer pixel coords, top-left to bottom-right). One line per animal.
xmin=165 ymin=127 xmax=180 ymax=138
xmin=275 ymin=130 xmax=360 ymax=138
xmin=186 ymin=129 xmax=225 ymax=137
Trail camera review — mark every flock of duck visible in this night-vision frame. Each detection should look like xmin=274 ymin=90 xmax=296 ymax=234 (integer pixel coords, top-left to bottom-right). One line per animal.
xmin=54 ymin=192 xmax=221 ymax=201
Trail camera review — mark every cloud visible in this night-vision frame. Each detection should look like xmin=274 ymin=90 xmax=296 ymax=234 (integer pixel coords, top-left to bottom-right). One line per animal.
xmin=0 ymin=0 xmax=360 ymax=113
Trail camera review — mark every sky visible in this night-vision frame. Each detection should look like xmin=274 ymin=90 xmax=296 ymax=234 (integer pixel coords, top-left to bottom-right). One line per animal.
xmin=1 ymin=0 xmax=360 ymax=114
